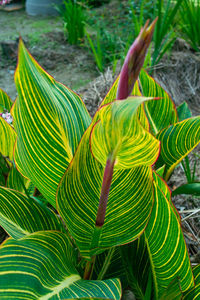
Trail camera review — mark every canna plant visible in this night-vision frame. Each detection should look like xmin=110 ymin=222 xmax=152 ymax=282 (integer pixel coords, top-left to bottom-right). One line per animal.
xmin=0 ymin=20 xmax=200 ymax=299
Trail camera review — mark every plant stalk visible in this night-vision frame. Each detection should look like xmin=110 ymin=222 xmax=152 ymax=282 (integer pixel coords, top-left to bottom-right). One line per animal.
xmin=97 ymin=247 xmax=115 ymax=280
xmin=83 ymin=256 xmax=96 ymax=280
xmin=95 ymin=155 xmax=115 ymax=227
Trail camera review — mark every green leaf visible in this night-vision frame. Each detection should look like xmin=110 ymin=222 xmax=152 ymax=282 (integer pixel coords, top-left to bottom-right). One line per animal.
xmin=156 ymin=117 xmax=200 ymax=180
xmin=183 ymin=264 xmax=200 ymax=299
xmin=120 ymin=235 xmax=152 ymax=300
xmin=90 ymin=97 xmax=160 ymax=169
xmin=100 ymin=76 xmax=119 ymax=106
xmin=177 ymin=102 xmax=192 ymax=121
xmin=160 ymin=278 xmax=182 ymax=300
xmin=144 ymin=173 xmax=194 ymax=298
xmin=57 ymin=105 xmax=156 ymax=259
xmin=93 ymin=247 xmax=127 ymax=287
xmin=172 ymin=183 xmax=200 ymax=197
xmin=155 ymin=165 xmax=165 ymax=177
xmin=0 ymin=153 xmax=9 ymax=186
xmin=0 ymin=231 xmax=121 ymax=299
xmin=0 ymin=187 xmax=65 ymax=239
xmin=153 ymin=172 xmax=180 ymax=221
xmin=100 ymin=76 xmax=149 ymax=132
xmin=0 ymin=117 xmax=16 ymax=161
xmin=0 ymin=88 xmax=12 ymax=112
xmin=139 ymin=69 xmax=178 ymax=135
xmin=12 ymin=39 xmax=91 ymax=207
xmin=6 ymin=165 xmax=33 ymax=195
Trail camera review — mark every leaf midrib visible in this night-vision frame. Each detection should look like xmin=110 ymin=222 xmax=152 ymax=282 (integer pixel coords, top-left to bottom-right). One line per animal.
xmin=39 ymin=274 xmax=81 ymax=300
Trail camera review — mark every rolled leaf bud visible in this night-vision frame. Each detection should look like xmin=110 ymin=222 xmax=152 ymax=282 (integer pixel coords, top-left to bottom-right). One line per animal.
xmin=116 ymin=19 xmax=157 ymax=100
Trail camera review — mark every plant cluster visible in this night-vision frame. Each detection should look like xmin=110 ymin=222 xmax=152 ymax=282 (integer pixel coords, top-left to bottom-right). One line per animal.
xmin=0 ymin=20 xmax=200 ymax=299
xmin=56 ymin=0 xmax=86 ymax=45
xmin=179 ymin=0 xmax=200 ymax=52
xmin=57 ymin=0 xmax=200 ymax=73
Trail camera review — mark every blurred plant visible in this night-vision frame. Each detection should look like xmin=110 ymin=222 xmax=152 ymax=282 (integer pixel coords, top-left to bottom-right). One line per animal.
xmin=123 ymin=0 xmax=183 ymax=71
xmin=56 ymin=0 xmax=86 ymax=45
xmin=86 ymin=24 xmax=122 ymax=72
xmin=179 ymin=0 xmax=200 ymax=51
xmin=0 ymin=0 xmax=11 ymax=5
xmin=128 ymin=0 xmax=155 ymax=37
xmin=84 ymin=0 xmax=110 ymax=7
xmin=151 ymin=0 xmax=183 ymax=67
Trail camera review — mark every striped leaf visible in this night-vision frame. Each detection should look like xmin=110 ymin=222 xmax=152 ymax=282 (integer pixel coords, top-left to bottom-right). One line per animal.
xmin=156 ymin=117 xmax=200 ymax=180
xmin=93 ymin=247 xmax=127 ymax=287
xmin=0 ymin=117 xmax=16 ymax=161
xmin=12 ymin=39 xmax=91 ymax=207
xmin=0 ymin=187 xmax=65 ymax=239
xmin=160 ymin=278 xmax=182 ymax=300
xmin=153 ymin=172 xmax=180 ymax=221
xmin=57 ymin=100 xmax=156 ymax=258
xmin=139 ymin=69 xmax=178 ymax=135
xmin=90 ymin=97 xmax=160 ymax=169
xmin=120 ymin=235 xmax=152 ymax=299
xmin=101 ymin=76 xmax=149 ymax=131
xmin=6 ymin=165 xmax=33 ymax=195
xmin=101 ymin=76 xmax=119 ymax=106
xmin=0 ymin=231 xmax=121 ymax=299
xmin=144 ymin=173 xmax=194 ymax=298
xmin=183 ymin=264 xmax=200 ymax=299
xmin=0 ymin=88 xmax=12 ymax=112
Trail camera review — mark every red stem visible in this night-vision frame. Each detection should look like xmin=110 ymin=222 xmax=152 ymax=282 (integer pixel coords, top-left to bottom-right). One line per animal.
xmin=95 ymin=156 xmax=115 ymax=227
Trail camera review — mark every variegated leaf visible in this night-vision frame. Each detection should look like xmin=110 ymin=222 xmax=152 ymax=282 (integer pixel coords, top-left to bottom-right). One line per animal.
xmin=0 ymin=231 xmax=121 ymax=299
xmin=0 ymin=117 xmax=16 ymax=161
xmin=144 ymin=173 xmax=194 ymax=298
xmin=160 ymin=278 xmax=182 ymax=300
xmin=12 ymin=39 xmax=91 ymax=207
xmin=93 ymin=247 xmax=127 ymax=287
xmin=90 ymin=97 xmax=160 ymax=169
xmin=57 ymin=98 xmax=158 ymax=258
xmin=100 ymin=75 xmax=149 ymax=131
xmin=120 ymin=235 xmax=152 ymax=299
xmin=139 ymin=69 xmax=178 ymax=135
xmin=6 ymin=165 xmax=33 ymax=195
xmin=183 ymin=264 xmax=200 ymax=299
xmin=0 ymin=88 xmax=12 ymax=112
xmin=156 ymin=117 xmax=200 ymax=180
xmin=0 ymin=187 xmax=65 ymax=239
xmin=153 ymin=171 xmax=180 ymax=221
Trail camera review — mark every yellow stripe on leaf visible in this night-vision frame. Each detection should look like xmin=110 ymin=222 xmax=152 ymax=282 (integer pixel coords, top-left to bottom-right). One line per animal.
xmin=13 ymin=39 xmax=91 ymax=207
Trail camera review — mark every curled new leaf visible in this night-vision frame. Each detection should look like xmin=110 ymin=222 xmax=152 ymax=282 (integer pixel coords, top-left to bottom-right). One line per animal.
xmin=90 ymin=97 xmax=160 ymax=169
xmin=117 ymin=19 xmax=157 ymax=100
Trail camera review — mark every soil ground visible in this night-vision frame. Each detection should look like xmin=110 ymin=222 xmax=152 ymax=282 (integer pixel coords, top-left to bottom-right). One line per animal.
xmin=0 ymin=8 xmax=98 ymax=101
